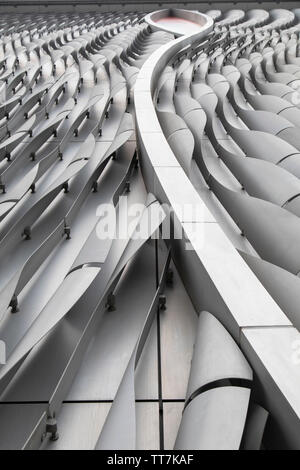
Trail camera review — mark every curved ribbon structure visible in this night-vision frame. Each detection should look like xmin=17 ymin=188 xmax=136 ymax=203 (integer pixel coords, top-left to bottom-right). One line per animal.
xmin=135 ymin=6 xmax=300 ymax=451
xmin=0 ymin=5 xmax=298 ymax=451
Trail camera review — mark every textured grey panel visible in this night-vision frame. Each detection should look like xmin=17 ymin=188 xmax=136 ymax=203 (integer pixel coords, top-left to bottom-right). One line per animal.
xmin=44 ymin=403 xmax=111 ymax=450
xmin=174 ymin=387 xmax=251 ymax=450
xmin=43 ymin=402 xmax=160 ymax=450
xmin=163 ymin=401 xmax=184 ymax=450
xmin=160 ymin=263 xmax=197 ymax=400
xmin=241 ymin=252 xmax=300 ymax=330
xmin=0 ymin=403 xmax=47 ymax=450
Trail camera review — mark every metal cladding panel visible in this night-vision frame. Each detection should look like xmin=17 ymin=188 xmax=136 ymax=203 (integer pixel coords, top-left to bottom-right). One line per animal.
xmin=0 ymin=4 xmax=298 ymax=451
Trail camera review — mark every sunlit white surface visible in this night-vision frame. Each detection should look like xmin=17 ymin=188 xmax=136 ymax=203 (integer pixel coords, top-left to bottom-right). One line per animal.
xmin=154 ymin=17 xmax=204 ymax=35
